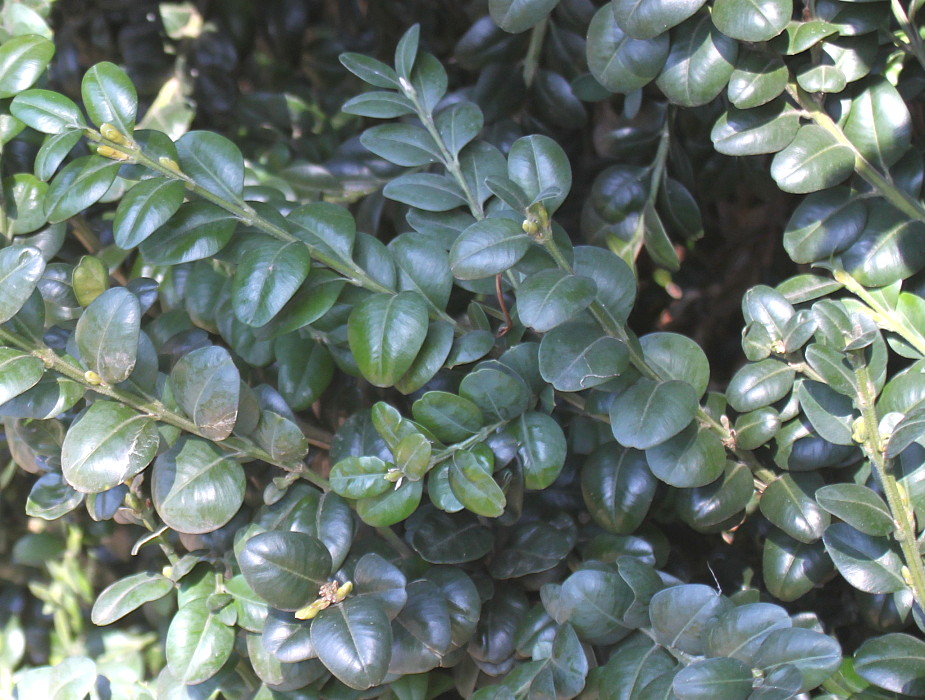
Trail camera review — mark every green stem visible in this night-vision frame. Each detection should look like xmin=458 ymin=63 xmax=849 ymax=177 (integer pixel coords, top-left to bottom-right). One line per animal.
xmin=430 ymin=420 xmax=509 ymax=467
xmin=522 ymin=17 xmax=549 ymax=88
xmin=892 ymin=0 xmax=925 ymax=72
xmin=124 ymin=487 xmax=180 ymax=566
xmin=850 ymin=351 xmax=925 ymax=610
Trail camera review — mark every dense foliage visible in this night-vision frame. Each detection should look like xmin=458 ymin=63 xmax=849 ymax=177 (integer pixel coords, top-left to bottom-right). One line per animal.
xmin=2 ymin=0 xmax=925 ymax=697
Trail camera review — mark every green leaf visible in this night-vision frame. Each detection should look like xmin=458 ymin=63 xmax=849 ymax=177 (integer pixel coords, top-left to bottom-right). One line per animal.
xmin=396 ymin=321 xmax=454 ymax=394
xmin=113 ymin=178 xmax=185 ymax=249
xmin=91 ymin=571 xmax=174 ymax=625
xmin=510 ymin=411 xmax=567 ymax=489
xmin=677 ymin=462 xmax=754 ymax=532
xmin=712 ymin=0 xmax=790 ymax=42
xmin=12 ymin=656 xmax=97 ymax=700
xmin=762 ymin=529 xmax=833 ymax=601
xmin=759 ymin=473 xmax=830 ymax=543
xmin=348 ymin=291 xmax=429 ymax=388
xmin=645 ymin=424 xmax=725 ymax=488
xmin=854 ymin=633 xmax=925 ymax=696
xmin=35 ymin=130 xmax=83 ymax=181
xmin=388 ymin=580 xmax=452 ymax=674
xmin=412 ymin=391 xmax=483 ymax=443
xmin=587 ymin=6 xmax=669 ymax=94
xmin=449 ymin=450 xmax=506 ymax=517
xmin=170 ymin=346 xmax=239 ymax=440
xmin=383 ymin=173 xmax=467 ymax=212
xmin=517 ymin=269 xmax=596 ymax=333
xmin=82 ymin=61 xmax=137 ymax=134
xmin=0 ymin=374 xmax=84 ymax=420
xmin=459 ymin=364 xmax=531 ymax=421
xmin=287 ymin=202 xmax=356 ymax=269
xmin=11 ymin=89 xmax=85 ymax=133
xmin=238 ymin=530 xmax=332 ymax=610
xmin=797 ymin=64 xmax=847 ymax=94
xmin=655 ymin=12 xmax=738 ymax=107
xmin=489 ymin=0 xmax=559 ymax=33
xmin=330 ymin=456 xmax=391 ymax=499
xmin=507 ymin=134 xmax=571 ymax=214
xmin=139 ymin=202 xmax=237 ymax=265
xmin=640 ymin=332 xmax=710 ymax=398
xmin=489 ymin=520 xmax=573 ymax=578
xmin=573 ymin=246 xmax=636 ymax=324
xmin=253 ymin=410 xmax=308 ymax=464
xmin=649 ymin=584 xmax=731 ymax=655
xmin=610 ymin=378 xmax=698 ymax=449
xmin=356 ymin=478 xmax=423 ymax=526
xmin=342 ymin=90 xmax=415 ymax=118
xmin=839 ymin=202 xmax=925 ymax=287
xmin=152 ymin=436 xmax=245 ymax=534
xmin=312 ymin=597 xmax=392 ymax=690
xmin=672 ymin=657 xmax=752 ymax=700
xmin=843 ymin=77 xmax=911 ymax=172
xmin=275 ymin=335 xmax=334 ymax=411
xmin=389 ymin=232 xmax=453 ymax=311
xmin=727 ymin=49 xmax=788 ymax=109
xmin=61 ymin=401 xmax=159 ymax=493
xmin=166 ymin=599 xmax=234 ymax=685
xmin=539 ymin=321 xmax=629 ymax=391
xmin=45 ymin=155 xmax=120 ymax=223
xmin=395 ymin=24 xmax=420 ymax=81
xmin=360 ymin=123 xmax=441 ymax=167
xmin=815 ymin=484 xmax=894 ymax=537
xmin=410 ymin=508 xmax=493 ymax=563
xmin=823 ymin=523 xmax=906 ymax=594
xmin=176 ymin=130 xmax=244 ymax=201
xmin=797 ymin=380 xmax=855 ymax=445
xmin=783 ymin=187 xmax=867 ymax=264
xmin=771 ymin=124 xmax=855 ymax=194
xmin=0 ymin=347 xmax=44 ymax=405
xmin=706 ymin=602 xmax=793 ymax=665
xmin=25 ymin=472 xmax=84 ymax=520
xmin=555 ymin=569 xmax=632 ymax=644
xmin=339 ymin=52 xmax=400 ymax=89
xmin=436 ymin=102 xmax=483 ymax=157
xmin=74 ymin=287 xmax=141 ymax=384
xmin=711 ymin=100 xmax=800 ymax=157
xmin=752 ymin=627 xmax=841 ymax=692
xmin=233 ymin=239 xmax=311 ymax=327
xmin=612 ymin=0 xmax=706 ymax=39
xmin=351 ymin=553 xmax=407 ymax=620
xmin=449 ymin=217 xmax=532 ymax=280
xmin=727 ymin=359 xmax=795 ymax=412
xmin=0 ymin=35 xmax=54 ymax=98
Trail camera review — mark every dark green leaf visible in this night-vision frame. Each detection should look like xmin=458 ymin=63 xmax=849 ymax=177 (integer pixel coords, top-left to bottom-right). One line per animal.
xmin=839 ymin=202 xmax=925 ymax=287
xmin=396 ymin=321 xmax=454 ymax=394
xmin=436 ymin=102 xmax=483 ymax=157
xmin=449 ymin=450 xmax=506 ymax=517
xmin=539 ymin=321 xmax=629 ymax=391
xmin=843 ymin=77 xmax=911 ymax=172
xmin=489 ymin=0 xmax=559 ymax=33
xmin=287 ymin=202 xmax=356 ymax=269
xmin=411 ymin=508 xmax=493 ymax=563
xmin=508 ymin=134 xmax=571 ymax=214
xmin=360 ymin=123 xmax=441 ymax=167
xmin=25 ymin=472 xmax=84 ymax=520
xmin=412 ymin=391 xmax=483 ymax=443
xmin=645 ymin=424 xmax=725 ymax=488
xmin=61 ymin=401 xmax=158 ymax=493
xmin=727 ymin=359 xmax=794 ymax=412
xmin=113 ymin=178 xmax=186 ymax=250
xmin=0 ymin=246 xmax=45 ymax=322
xmin=727 ymin=50 xmax=788 ymax=109
xmin=640 ymin=332 xmax=710 ymax=398
xmin=587 ymin=6 xmax=670 ymax=94
xmin=459 ymin=364 xmax=531 ymax=421
xmin=612 ymin=0 xmax=706 ymax=39
xmin=762 ymin=529 xmax=834 ymax=601
xmin=711 ymin=100 xmax=800 ymax=157
xmin=339 ymin=53 xmax=400 ymax=89
xmin=760 ymin=473 xmax=830 ymax=543
xmin=152 ymin=436 xmax=245 ymax=534
xmin=0 ymin=347 xmax=44 ymax=405
xmin=35 ymin=130 xmax=83 ymax=181
xmin=450 ymin=217 xmax=532 ymax=280
xmin=312 ymin=598 xmax=392 ymax=689
xmin=609 ymin=378 xmax=698 ymax=449
xmin=233 ymin=239 xmax=311 ymax=326
xmin=510 ymin=411 xmax=567 ymax=490
xmin=139 ymin=202 xmax=237 ymax=265
xmin=672 ymin=657 xmax=752 ymax=700
xmin=45 ymin=155 xmax=120 ymax=223
xmin=706 ymin=603 xmax=792 ymax=665
xmin=176 ymin=130 xmax=244 ymax=202
xmin=752 ymin=627 xmax=841 ymax=692
xmin=388 ymin=580 xmax=451 ymax=674
xmin=238 ymin=530 xmax=332 ymax=610
xmin=348 ymin=291 xmax=429 ymax=388
xmin=649 ymin=584 xmax=731 ymax=655
xmin=356 ymin=478 xmax=423 ymax=526
xmin=330 ymin=456 xmax=391 ymax=499
xmin=677 ymin=462 xmax=754 ymax=532
xmin=517 ymin=269 xmax=596 ymax=333
xmin=655 ymin=12 xmax=738 ymax=107
xmin=275 ymin=335 xmax=334 ymax=411
xmin=555 ymin=569 xmax=632 ymax=644
xmin=384 ymin=173 xmax=467 ymax=212
xmin=341 ymin=90 xmax=415 ymax=118
xmin=489 ymin=520 xmax=572 ymax=578
xmin=783 ymin=187 xmax=867 ymax=264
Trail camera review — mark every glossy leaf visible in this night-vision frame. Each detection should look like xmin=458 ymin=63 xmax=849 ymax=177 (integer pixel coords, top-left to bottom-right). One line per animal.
xmin=727 ymin=359 xmax=794 ymax=412
xmin=139 ymin=201 xmax=237 ymax=265
xmin=152 ymin=436 xmax=245 ymax=534
xmin=348 ymin=291 xmax=429 ymax=388
xmin=673 ymin=657 xmax=752 ymax=700
xmin=10 ymin=89 xmax=85 ymax=134
xmin=843 ymin=77 xmax=911 ymax=172
xmin=655 ymin=12 xmax=738 ymax=107
xmin=640 ymin=332 xmax=710 ymax=398
xmin=166 ymin=599 xmax=234 ymax=684
xmin=645 ymin=424 xmax=725 ymax=488
xmin=233 ymin=239 xmax=311 ymax=327
xmin=854 ymin=633 xmax=925 ymax=696
xmin=507 ymin=134 xmax=571 ymax=214
xmin=815 ymin=484 xmax=894 ymax=536
xmin=587 ymin=6 xmax=670 ymax=94
xmin=0 ymin=246 xmax=45 ymax=323
xmin=510 ymin=411 xmax=567 ymax=490
xmin=0 ymin=347 xmax=44 ymax=405
xmin=356 ymin=478 xmax=423 ymax=526
xmin=0 ymin=35 xmax=54 ymax=98
xmin=330 ymin=456 xmax=392 ymax=499
xmin=61 ymin=401 xmax=159 ymax=493
xmin=91 ymin=572 xmax=174 ymax=625
xmin=449 ymin=450 xmax=506 ymax=517
xmin=449 ymin=217 xmax=532 ymax=280
xmin=489 ymin=0 xmax=558 ymax=33
xmin=388 ymin=580 xmax=451 ymax=674
xmin=238 ymin=530 xmax=332 ymax=611
xmin=752 ymin=627 xmax=841 ymax=692
xmin=610 ymin=378 xmax=698 ymax=449
xmin=611 ymin=0 xmax=706 ymax=39
xmin=823 ymin=523 xmax=905 ymax=594
xmin=517 ymin=269 xmax=596 ymax=333
xmin=170 ymin=345 xmax=239 ymax=440
xmin=311 ymin=597 xmax=392 ymax=690
xmin=74 ymin=287 xmax=141 ymax=384
xmin=411 ymin=508 xmax=493 ymax=564
xmin=771 ymin=124 xmax=854 ymax=194
xmin=839 ymin=202 xmax=925 ymax=287
xmin=713 ymin=0 xmax=790 ymax=42
xmin=81 ymin=61 xmax=137 ymax=134
xmin=412 ymin=391 xmax=483 ymax=443
xmin=176 ymin=130 xmax=244 ymax=202
xmin=759 ymin=473 xmax=830 ymax=543
xmin=649 ymin=584 xmax=730 ymax=655
xmin=459 ymin=364 xmax=531 ymax=421
xmin=45 ymin=155 xmax=120 ymax=223
xmin=539 ymin=321 xmax=629 ymax=391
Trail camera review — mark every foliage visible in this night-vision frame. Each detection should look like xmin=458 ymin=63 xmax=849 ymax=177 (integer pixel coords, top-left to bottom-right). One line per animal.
xmin=1 ymin=0 xmax=925 ymax=698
